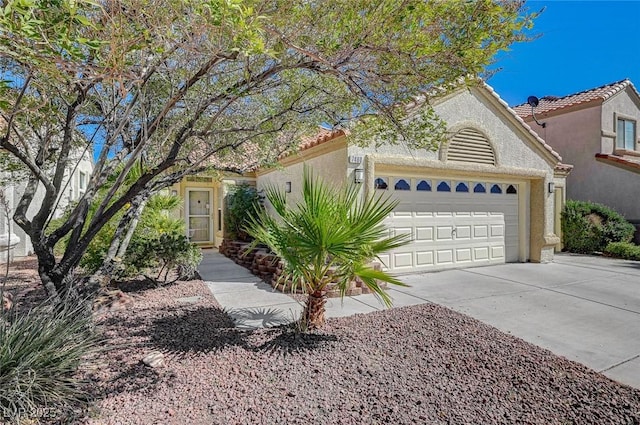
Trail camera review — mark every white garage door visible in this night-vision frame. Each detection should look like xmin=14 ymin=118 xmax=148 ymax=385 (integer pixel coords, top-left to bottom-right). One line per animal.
xmin=377 ymin=177 xmax=520 ymax=273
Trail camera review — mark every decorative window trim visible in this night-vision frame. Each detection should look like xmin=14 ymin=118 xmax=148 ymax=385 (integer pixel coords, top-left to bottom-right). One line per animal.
xmin=455 ymin=182 xmax=469 ymax=192
xmin=416 ymin=180 xmax=432 ymax=191
xmin=490 ymin=184 xmax=502 ymax=194
xmin=473 ymin=183 xmax=486 ymax=193
xmin=394 ymin=178 xmax=411 ymax=191
xmin=436 ymin=181 xmax=451 ymax=192
xmin=615 ymin=112 xmax=637 ymax=151
xmin=374 ymin=177 xmax=388 ymax=190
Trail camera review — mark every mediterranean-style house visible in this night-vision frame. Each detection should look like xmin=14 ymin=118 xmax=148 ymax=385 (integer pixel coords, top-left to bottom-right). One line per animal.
xmin=513 ymin=79 xmax=640 ymax=239
xmin=0 ymin=150 xmax=94 ymax=261
xmin=222 ymin=81 xmax=571 ymax=274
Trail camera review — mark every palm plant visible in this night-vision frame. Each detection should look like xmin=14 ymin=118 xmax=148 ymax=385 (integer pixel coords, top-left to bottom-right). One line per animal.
xmin=245 ymin=167 xmax=410 ymax=329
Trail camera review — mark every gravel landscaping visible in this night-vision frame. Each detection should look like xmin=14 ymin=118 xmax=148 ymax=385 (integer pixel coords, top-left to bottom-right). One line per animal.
xmin=4 ymin=260 xmax=640 ymax=424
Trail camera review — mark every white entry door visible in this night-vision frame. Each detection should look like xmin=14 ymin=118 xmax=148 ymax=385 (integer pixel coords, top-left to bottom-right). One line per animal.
xmin=186 ymin=189 xmax=213 ymax=243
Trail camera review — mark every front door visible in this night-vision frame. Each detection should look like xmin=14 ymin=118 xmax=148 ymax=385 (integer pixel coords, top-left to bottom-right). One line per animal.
xmin=186 ymin=189 xmax=213 ymax=243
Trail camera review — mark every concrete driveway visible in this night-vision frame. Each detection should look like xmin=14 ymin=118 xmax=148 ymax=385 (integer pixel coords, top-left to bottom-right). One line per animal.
xmin=202 ymin=250 xmax=640 ymax=389
xmin=395 ymin=253 xmax=640 ymax=389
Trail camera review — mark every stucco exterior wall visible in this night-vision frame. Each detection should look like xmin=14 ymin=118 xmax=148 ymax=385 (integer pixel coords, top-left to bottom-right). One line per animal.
xmin=602 ymin=88 xmax=640 ymax=152
xmin=1 ymin=150 xmax=94 ymax=261
xmin=526 ymin=89 xmax=640 ymax=222
xmin=257 ymin=140 xmax=349 ymax=205
xmin=348 ymin=87 xmax=560 ymax=262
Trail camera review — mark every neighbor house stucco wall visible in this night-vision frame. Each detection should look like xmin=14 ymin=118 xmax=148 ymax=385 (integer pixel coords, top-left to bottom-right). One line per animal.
xmin=1 ymin=149 xmax=94 ymax=261
xmin=602 ymin=88 xmax=640 ymax=152
xmin=525 ymin=90 xmax=640 ymax=223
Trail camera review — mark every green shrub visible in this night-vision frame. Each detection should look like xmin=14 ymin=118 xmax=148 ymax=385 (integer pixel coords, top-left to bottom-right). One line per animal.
xmin=0 ymin=297 xmax=100 ymax=422
xmin=126 ymin=233 xmax=203 ymax=284
xmin=604 ymin=242 xmax=640 ymax=261
xmin=561 ymin=200 xmax=635 ymax=254
xmin=225 ymin=184 xmax=263 ymax=241
xmin=50 ymin=191 xmax=202 ymax=282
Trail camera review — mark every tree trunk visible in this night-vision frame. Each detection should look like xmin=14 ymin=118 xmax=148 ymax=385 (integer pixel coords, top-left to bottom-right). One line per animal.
xmin=89 ymin=195 xmax=147 ymax=289
xmin=303 ymin=290 xmax=326 ymax=329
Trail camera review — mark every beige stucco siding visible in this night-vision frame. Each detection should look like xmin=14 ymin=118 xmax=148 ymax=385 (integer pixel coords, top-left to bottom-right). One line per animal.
xmin=257 ymin=140 xmax=349 ymax=204
xmin=602 ymin=88 xmax=640 ymax=151
xmin=526 ymin=89 xmax=640 ymax=222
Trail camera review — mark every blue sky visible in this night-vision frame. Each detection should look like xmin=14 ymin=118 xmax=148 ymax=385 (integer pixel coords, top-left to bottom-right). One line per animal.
xmin=487 ymin=1 xmax=640 ymax=107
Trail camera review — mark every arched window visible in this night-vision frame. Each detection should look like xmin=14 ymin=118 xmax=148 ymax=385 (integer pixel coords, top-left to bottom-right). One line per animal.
xmin=455 ymin=182 xmax=469 ymax=193
xmin=506 ymin=184 xmax=518 ymax=194
xmin=416 ymin=180 xmax=431 ymax=191
xmin=394 ymin=179 xmax=410 ymax=190
xmin=375 ymin=177 xmax=388 ymax=190
xmin=490 ymin=184 xmax=502 ymax=194
xmin=437 ymin=181 xmax=451 ymax=192
xmin=473 ymin=183 xmax=486 ymax=193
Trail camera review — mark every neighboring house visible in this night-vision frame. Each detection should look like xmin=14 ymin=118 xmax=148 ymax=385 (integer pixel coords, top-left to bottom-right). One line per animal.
xmin=0 ymin=150 xmax=93 ymax=261
xmin=255 ymin=82 xmax=572 ymax=274
xmin=513 ymin=79 xmax=640 ymax=238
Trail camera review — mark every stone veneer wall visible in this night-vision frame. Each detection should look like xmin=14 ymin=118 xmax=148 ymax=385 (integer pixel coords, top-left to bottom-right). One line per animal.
xmin=219 ymin=239 xmax=384 ymax=298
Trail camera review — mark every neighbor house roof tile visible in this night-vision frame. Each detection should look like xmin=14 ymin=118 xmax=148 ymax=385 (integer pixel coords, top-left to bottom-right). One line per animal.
xmin=513 ymin=79 xmax=639 ymax=118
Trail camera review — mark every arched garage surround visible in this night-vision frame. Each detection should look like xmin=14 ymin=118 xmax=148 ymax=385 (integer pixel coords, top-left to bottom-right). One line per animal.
xmin=364 ymin=157 xmax=550 ymax=273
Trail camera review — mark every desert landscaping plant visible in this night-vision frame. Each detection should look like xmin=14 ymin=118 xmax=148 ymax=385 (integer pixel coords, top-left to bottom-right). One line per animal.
xmin=0 ymin=296 xmax=100 ymax=423
xmin=561 ymin=200 xmax=635 ymax=254
xmin=245 ymin=167 xmax=410 ymax=329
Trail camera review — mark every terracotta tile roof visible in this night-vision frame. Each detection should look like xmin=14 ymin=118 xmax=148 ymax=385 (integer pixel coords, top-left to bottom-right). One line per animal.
xmin=595 ymin=153 xmax=640 ymax=174
xmin=479 ymin=81 xmax=563 ymax=163
xmin=513 ymin=79 xmax=639 ymax=118
xmin=554 ymin=163 xmax=574 ymax=173
xmin=277 ymin=127 xmax=346 ymax=160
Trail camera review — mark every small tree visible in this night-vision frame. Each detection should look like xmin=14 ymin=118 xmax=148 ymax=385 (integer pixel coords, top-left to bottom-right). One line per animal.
xmin=246 ymin=167 xmax=410 ymax=329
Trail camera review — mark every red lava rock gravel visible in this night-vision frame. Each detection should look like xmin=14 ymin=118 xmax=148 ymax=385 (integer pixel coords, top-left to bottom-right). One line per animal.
xmin=75 ymin=278 xmax=640 ymax=425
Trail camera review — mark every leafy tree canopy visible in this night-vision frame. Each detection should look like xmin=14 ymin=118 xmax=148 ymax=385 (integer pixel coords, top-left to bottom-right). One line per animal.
xmin=0 ymin=0 xmax=536 ymax=296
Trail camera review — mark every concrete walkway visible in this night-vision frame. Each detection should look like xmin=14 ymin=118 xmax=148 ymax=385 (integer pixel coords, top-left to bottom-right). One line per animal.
xmin=200 ymin=249 xmax=640 ymax=389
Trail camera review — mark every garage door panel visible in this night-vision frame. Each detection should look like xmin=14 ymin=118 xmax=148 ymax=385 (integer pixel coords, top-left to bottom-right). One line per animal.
xmin=491 ymin=246 xmax=505 ymax=259
xmin=415 ymin=227 xmax=434 ymax=241
xmin=393 ymin=252 xmax=413 ymax=268
xmin=474 ymin=247 xmax=489 ymax=260
xmin=381 ymin=177 xmax=520 ymax=272
xmin=377 ymin=253 xmax=391 ymax=271
xmin=455 ymin=225 xmax=471 ymax=239
xmin=394 ymin=227 xmax=413 ymax=238
xmin=490 ymin=225 xmax=504 ymax=237
xmin=436 ymin=250 xmax=454 ymax=264
xmin=436 ymin=226 xmax=454 ymax=240
xmin=456 ymin=248 xmax=472 ymax=262
xmin=416 ymin=251 xmax=434 ymax=265
xmin=474 ymin=225 xmax=488 ymax=238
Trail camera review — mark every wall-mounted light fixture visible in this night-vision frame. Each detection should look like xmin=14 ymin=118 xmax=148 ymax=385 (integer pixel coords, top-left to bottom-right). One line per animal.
xmin=548 ymin=182 xmax=555 ymax=194
xmin=285 ymin=181 xmax=292 ymax=193
xmin=354 ymin=168 xmax=365 ymax=184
